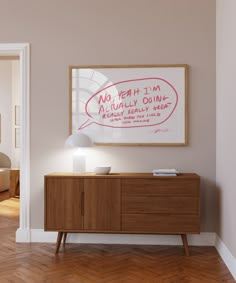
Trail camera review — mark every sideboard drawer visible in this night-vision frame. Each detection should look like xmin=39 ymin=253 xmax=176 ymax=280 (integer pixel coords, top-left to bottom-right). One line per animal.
xmin=121 ymin=179 xmax=199 ymax=197
xmin=122 ymin=196 xmax=199 ymax=214
xmin=122 ymin=214 xmax=200 ymax=233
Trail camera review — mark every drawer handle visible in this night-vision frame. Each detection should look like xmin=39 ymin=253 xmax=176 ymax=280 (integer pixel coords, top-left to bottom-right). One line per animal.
xmin=81 ymin=192 xmax=84 ymax=216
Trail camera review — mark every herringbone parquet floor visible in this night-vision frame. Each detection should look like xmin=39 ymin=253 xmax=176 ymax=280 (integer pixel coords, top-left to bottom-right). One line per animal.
xmin=0 ymin=197 xmax=235 ymax=283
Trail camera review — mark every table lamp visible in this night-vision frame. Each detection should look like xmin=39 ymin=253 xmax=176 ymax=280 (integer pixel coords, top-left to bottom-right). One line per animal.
xmin=65 ymin=132 xmax=93 ymax=173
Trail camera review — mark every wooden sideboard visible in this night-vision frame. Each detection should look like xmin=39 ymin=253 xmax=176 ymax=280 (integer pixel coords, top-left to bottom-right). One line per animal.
xmin=44 ymin=173 xmax=200 ymax=255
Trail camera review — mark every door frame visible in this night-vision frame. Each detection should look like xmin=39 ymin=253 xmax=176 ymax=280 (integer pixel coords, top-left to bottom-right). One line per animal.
xmin=0 ymin=43 xmax=30 ymax=241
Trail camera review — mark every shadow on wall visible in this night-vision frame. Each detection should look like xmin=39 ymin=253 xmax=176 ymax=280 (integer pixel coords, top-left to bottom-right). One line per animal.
xmin=200 ymin=177 xmax=218 ymax=232
xmin=216 ymin=184 xmax=222 ymax=237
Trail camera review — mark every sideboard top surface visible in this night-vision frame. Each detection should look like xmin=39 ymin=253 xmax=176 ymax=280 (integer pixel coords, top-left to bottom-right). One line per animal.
xmin=45 ymin=173 xmax=200 ymax=179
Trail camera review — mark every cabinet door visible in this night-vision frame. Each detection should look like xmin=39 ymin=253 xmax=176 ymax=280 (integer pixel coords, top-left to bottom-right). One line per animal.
xmin=84 ymin=178 xmax=120 ymax=231
xmin=45 ymin=177 xmax=84 ymax=231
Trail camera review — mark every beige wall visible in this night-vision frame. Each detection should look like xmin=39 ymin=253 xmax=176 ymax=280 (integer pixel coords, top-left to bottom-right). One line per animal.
xmin=216 ymin=0 xmax=236 ymax=258
xmin=0 ymin=61 xmax=12 ymax=158
xmin=0 ymin=60 xmax=20 ymax=168
xmin=0 ymin=0 xmax=216 ymax=231
xmin=11 ymin=60 xmax=20 ymax=168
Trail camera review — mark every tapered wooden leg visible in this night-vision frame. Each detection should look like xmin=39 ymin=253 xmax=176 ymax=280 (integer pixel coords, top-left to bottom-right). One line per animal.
xmin=181 ymin=234 xmax=190 ymax=256
xmin=55 ymin=232 xmax=63 ymax=253
xmin=63 ymin=232 xmax=67 ymax=246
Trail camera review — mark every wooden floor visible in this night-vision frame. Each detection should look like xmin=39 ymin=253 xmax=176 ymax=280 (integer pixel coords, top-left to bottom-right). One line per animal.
xmin=0 ymin=197 xmax=235 ymax=283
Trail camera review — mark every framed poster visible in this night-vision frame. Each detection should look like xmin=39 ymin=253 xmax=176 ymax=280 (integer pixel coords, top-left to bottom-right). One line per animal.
xmin=69 ymin=65 xmax=188 ymax=146
xmin=15 ymin=128 xmax=20 ymax=148
xmin=15 ymin=105 xmax=20 ymax=126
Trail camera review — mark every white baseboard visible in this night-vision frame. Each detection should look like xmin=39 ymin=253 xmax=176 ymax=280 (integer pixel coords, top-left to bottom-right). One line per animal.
xmin=16 ymin=229 xmax=216 ymax=246
xmin=215 ymin=236 xmax=236 ymax=280
xmin=16 ymin=228 xmax=31 ymax=242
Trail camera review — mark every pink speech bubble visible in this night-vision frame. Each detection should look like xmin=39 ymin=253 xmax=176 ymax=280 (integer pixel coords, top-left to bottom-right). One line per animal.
xmin=79 ymin=78 xmax=178 ymax=130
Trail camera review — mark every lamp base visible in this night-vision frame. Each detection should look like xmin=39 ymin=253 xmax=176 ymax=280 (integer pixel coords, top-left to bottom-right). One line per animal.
xmin=73 ymin=152 xmax=86 ymax=173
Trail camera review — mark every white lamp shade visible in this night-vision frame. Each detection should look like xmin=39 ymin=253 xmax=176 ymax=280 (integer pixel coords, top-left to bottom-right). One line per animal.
xmin=65 ymin=133 xmax=92 ymax=173
xmin=65 ymin=133 xmax=93 ymax=148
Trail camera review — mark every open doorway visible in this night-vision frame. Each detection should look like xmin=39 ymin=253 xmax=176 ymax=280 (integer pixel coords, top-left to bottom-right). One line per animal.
xmin=0 ymin=43 xmax=30 ymax=242
xmin=0 ymin=57 xmax=20 ymax=202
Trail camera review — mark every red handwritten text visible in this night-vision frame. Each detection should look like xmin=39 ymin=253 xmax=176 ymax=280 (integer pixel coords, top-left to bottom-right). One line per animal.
xmin=79 ymin=78 xmax=178 ymax=129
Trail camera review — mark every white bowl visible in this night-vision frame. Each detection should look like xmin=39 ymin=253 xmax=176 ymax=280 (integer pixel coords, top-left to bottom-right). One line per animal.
xmin=94 ymin=166 xmax=111 ymax=175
